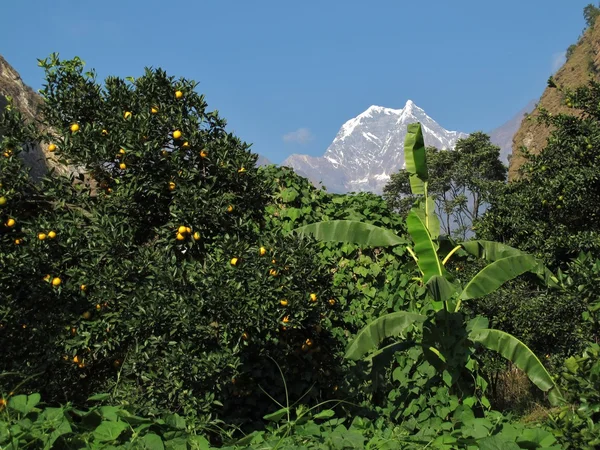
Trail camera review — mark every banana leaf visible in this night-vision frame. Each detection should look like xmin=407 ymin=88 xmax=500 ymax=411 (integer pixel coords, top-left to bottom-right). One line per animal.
xmin=460 ymin=254 xmax=538 ymax=300
xmin=345 ymin=312 xmax=427 ymax=360
xmin=293 ymin=220 xmax=406 ymax=247
xmin=407 ymin=211 xmax=444 ymax=283
xmin=461 ymin=240 xmax=559 ymax=288
xmin=404 ymin=122 xmax=428 ymax=195
xmin=470 ymin=328 xmax=564 ymax=405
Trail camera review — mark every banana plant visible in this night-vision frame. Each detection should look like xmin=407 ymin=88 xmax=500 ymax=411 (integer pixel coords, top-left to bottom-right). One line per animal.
xmin=294 ymin=122 xmax=564 ymax=406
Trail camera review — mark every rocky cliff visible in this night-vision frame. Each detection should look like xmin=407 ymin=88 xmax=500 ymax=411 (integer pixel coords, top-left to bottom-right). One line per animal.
xmin=509 ymin=19 xmax=600 ymax=180
xmin=0 ymin=55 xmax=77 ymax=180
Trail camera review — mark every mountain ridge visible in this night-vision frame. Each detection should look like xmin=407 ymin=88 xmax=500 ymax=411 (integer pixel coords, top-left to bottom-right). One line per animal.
xmin=282 ymin=100 xmax=468 ymax=193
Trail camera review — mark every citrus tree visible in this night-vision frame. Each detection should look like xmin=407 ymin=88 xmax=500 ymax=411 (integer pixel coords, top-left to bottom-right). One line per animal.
xmin=0 ymin=55 xmax=347 ymax=423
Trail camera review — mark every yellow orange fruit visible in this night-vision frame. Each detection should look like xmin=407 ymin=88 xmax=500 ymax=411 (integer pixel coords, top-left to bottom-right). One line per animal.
xmin=124 ymin=111 xmax=132 ymax=119
xmin=269 ymin=269 xmax=278 ymax=276
xmin=119 ymin=148 xmax=126 ymax=155
xmin=151 ymin=106 xmax=159 ymax=114
xmin=14 ymin=239 xmax=22 ymax=245
xmin=238 ymin=167 xmax=246 ymax=173
xmin=96 ymin=304 xmax=101 ymax=310
xmin=119 ymin=163 xmax=127 ymax=170
xmin=182 ymin=141 xmax=190 ymax=148
xmin=38 ymin=233 xmax=47 ymax=241
xmin=305 ymin=338 xmax=313 ymax=347
xmin=48 ymin=143 xmax=57 ymax=152
xmin=310 ymin=293 xmax=317 ymax=302
xmin=6 ymin=218 xmax=15 ymax=227
xmin=101 ymin=129 xmax=108 ymax=136
xmin=283 ymin=316 xmax=290 ymax=323
xmin=259 ymin=247 xmax=267 ymax=256
xmin=175 ymin=90 xmax=183 ymax=99
xmin=176 ymin=232 xmax=185 ymax=241
xmin=241 ymin=332 xmax=249 ymax=340
xmin=82 ymin=311 xmax=92 ymax=320
xmin=185 ymin=226 xmax=192 ymax=234
xmin=43 ymin=274 xmax=51 ymax=281
xmin=51 ymin=277 xmax=61 ymax=287
xmin=48 ymin=231 xmax=57 ymax=239
xmin=200 ymin=149 xmax=208 ymax=158
xmin=193 ymin=231 xmax=201 ymax=240
xmin=70 ymin=123 xmax=79 ymax=132
xmin=328 ymin=299 xmax=336 ymax=306
xmin=231 ymin=257 xmax=239 ymax=266
xmin=280 ymin=299 xmax=288 ymax=306
xmin=0 ymin=197 xmax=6 ymax=206
xmin=80 ymin=284 xmax=87 ymax=291
xmin=178 ymin=225 xmax=187 ymax=234
xmin=173 ymin=130 xmax=182 ymax=140
xmin=73 ymin=355 xmax=80 ymax=363
xmin=169 ymin=181 xmax=176 ymax=191
xmin=227 ymin=205 xmax=233 ymax=213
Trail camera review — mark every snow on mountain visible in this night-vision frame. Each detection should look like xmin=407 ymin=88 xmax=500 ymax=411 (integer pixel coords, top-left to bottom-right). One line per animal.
xmin=282 ymin=100 xmax=468 ymax=194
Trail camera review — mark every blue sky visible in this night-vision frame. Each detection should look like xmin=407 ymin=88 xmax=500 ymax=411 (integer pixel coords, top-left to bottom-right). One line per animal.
xmin=2 ymin=0 xmax=592 ymax=163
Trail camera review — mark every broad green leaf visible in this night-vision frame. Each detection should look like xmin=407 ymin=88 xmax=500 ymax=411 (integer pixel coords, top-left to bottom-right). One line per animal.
xmin=93 ymin=420 xmax=128 ymax=442
xmin=470 ymin=328 xmax=564 ymax=405
xmin=280 ymin=187 xmax=299 ymax=203
xmin=414 ymin=196 xmax=440 ymax=240
xmin=404 ymin=122 xmax=428 ymax=195
xmin=294 ymin=220 xmax=406 ymax=247
xmin=460 ymin=255 xmax=538 ymax=300
xmin=164 ymin=413 xmax=186 ymax=430
xmin=187 ymin=435 xmax=212 ymax=450
xmin=406 ymin=211 xmax=444 ymax=283
xmin=8 ymin=393 xmax=41 ymax=415
xmin=426 ymin=275 xmax=457 ymax=303
xmin=345 ymin=312 xmax=426 ymax=360
xmin=140 ymin=433 xmax=165 ymax=450
xmin=461 ymin=240 xmax=559 ymax=288
xmin=478 ymin=435 xmax=520 ymax=450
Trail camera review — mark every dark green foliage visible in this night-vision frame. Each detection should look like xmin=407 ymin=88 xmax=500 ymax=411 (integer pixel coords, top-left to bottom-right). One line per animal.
xmin=477 ymin=79 xmax=600 ymax=268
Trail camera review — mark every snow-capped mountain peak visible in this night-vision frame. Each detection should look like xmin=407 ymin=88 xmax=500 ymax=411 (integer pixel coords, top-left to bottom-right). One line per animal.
xmin=282 ymin=101 xmax=468 ymax=194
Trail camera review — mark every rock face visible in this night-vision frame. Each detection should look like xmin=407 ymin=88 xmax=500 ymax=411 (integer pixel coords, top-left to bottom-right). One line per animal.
xmin=282 ymin=100 xmax=468 ymax=194
xmin=489 ymin=100 xmax=536 ymax=166
xmin=0 ymin=55 xmax=79 ymax=180
xmin=509 ymin=20 xmax=600 ymax=180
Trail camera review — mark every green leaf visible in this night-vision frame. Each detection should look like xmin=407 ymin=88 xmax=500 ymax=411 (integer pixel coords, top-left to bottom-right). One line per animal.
xmin=140 ymin=433 xmax=165 ymax=450
xmin=8 ymin=393 xmax=41 ymax=415
xmin=87 ymin=393 xmax=110 ymax=402
xmin=164 ymin=413 xmax=186 ymax=430
xmin=414 ymin=196 xmax=440 ymax=240
xmin=93 ymin=420 xmax=128 ymax=442
xmin=478 ymin=435 xmax=520 ymax=450
xmin=345 ymin=312 xmax=426 ymax=360
xmin=280 ymin=187 xmax=299 ymax=203
xmin=406 ymin=211 xmax=444 ymax=283
xmin=461 ymin=240 xmax=559 ymax=288
xmin=313 ymin=409 xmax=335 ymax=419
xmin=469 ymin=328 xmax=564 ymax=405
xmin=294 ymin=220 xmax=406 ymax=247
xmin=404 ymin=122 xmax=428 ymax=195
xmin=460 ymin=255 xmax=538 ymax=301
xmin=263 ymin=407 xmax=289 ymax=422
xmin=187 ymin=435 xmax=212 ymax=450
xmin=426 ymin=275 xmax=457 ymax=303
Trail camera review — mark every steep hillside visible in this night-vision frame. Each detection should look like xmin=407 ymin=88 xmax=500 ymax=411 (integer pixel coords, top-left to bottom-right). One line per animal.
xmin=0 ymin=55 xmax=85 ymax=181
xmin=509 ymin=19 xmax=600 ymax=180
